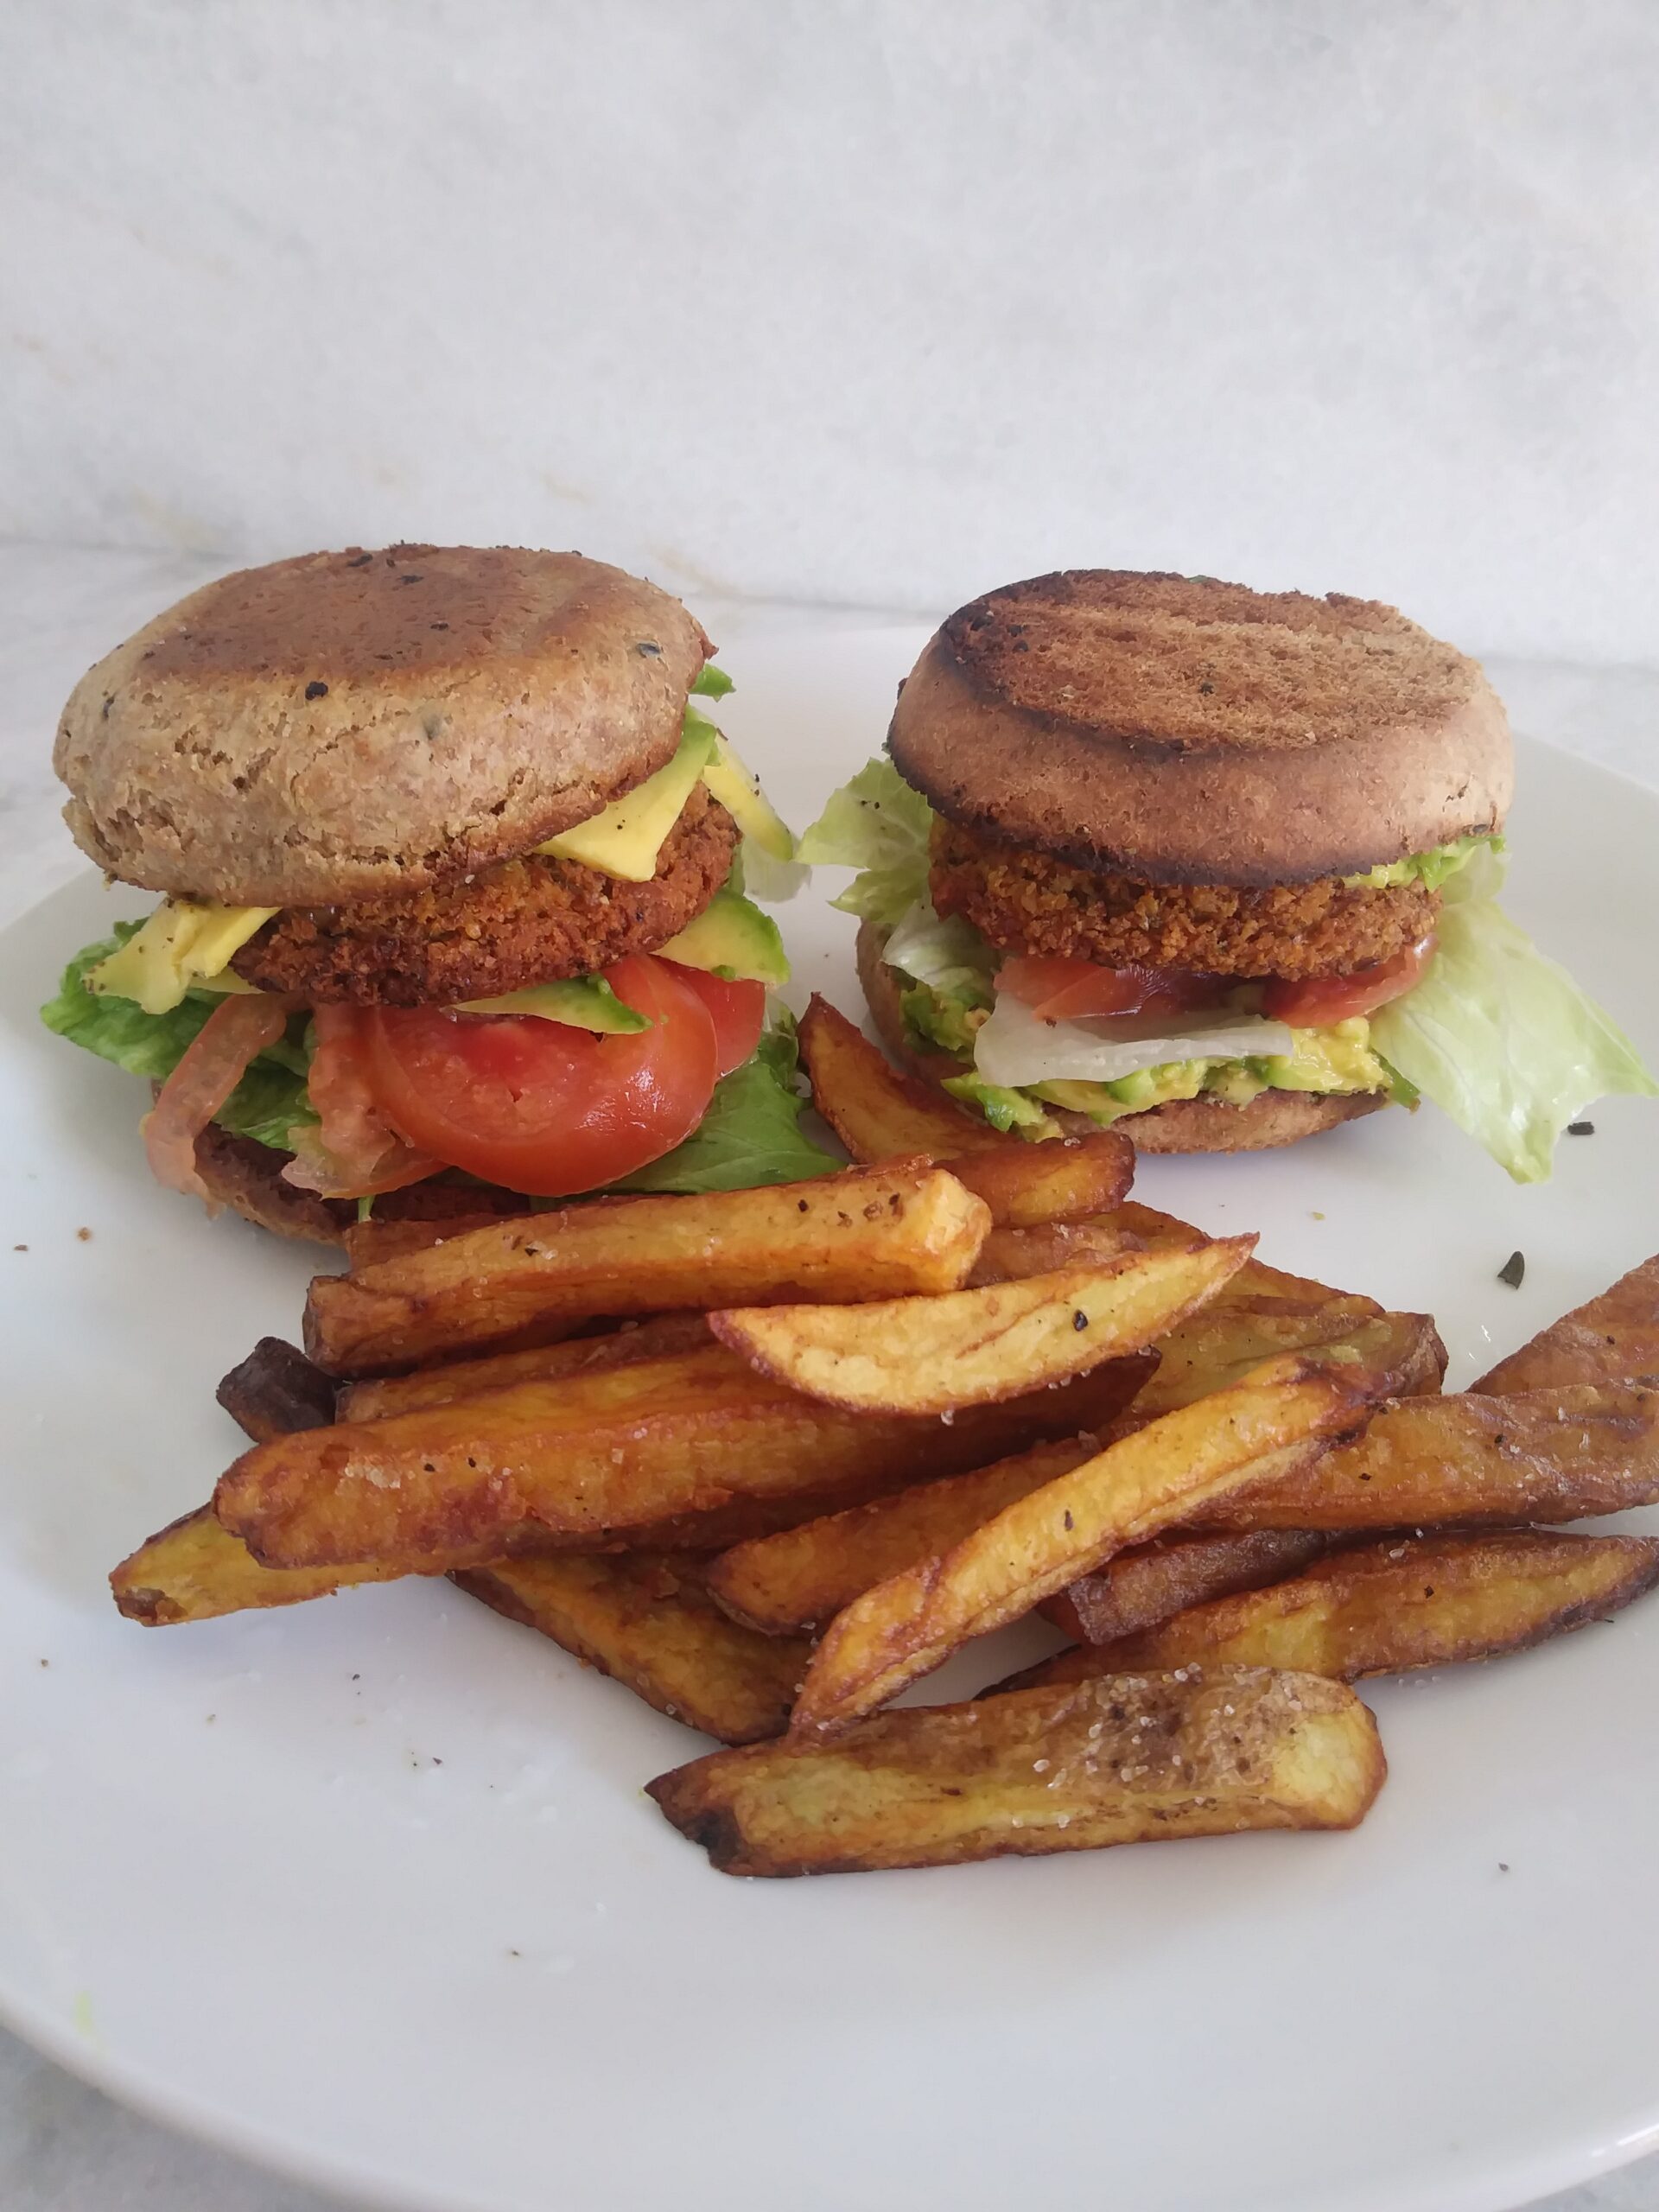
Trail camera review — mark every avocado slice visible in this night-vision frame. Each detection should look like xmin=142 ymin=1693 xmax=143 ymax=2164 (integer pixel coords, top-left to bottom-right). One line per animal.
xmin=654 ymin=888 xmax=789 ymax=985
xmin=452 ymin=977 xmax=652 ymax=1032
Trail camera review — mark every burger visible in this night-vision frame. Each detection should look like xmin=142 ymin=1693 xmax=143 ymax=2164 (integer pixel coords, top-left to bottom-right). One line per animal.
xmin=42 ymin=544 xmax=831 ymax=1240
xmin=798 ymin=569 xmax=1652 ymax=1180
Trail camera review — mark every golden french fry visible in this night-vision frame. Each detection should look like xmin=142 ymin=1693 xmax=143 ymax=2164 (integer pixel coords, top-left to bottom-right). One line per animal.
xmin=1042 ymin=1528 xmax=1338 ymax=1646
xmin=111 ymin=1505 xmax=405 ymax=1624
xmin=1192 ymin=1382 xmax=1659 ymax=1530
xmin=1473 ymin=1254 xmax=1659 ymax=1394
xmin=337 ymin=1314 xmax=712 ymax=1423
xmin=214 ymin=1344 xmax=1152 ymax=1574
xmin=454 ymin=1555 xmax=812 ymax=1745
xmin=709 ymin=1236 xmax=1254 ymax=1418
xmin=1134 ymin=1300 xmax=1441 ymax=1417
xmin=303 ymin=1162 xmax=992 ymax=1376
xmin=1001 ymin=1530 xmax=1659 ymax=1694
xmin=647 ymin=1664 xmax=1386 ymax=1875
xmin=790 ymin=1352 xmax=1388 ymax=1737
xmin=215 ymin=1338 xmax=337 ymax=1445
xmin=341 ymin=1210 xmax=534 ymax=1270
xmin=968 ymin=1217 xmax=1145 ymax=1287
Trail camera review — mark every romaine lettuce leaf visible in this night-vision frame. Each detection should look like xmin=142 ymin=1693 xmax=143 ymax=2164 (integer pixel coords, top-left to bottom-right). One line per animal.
xmin=795 ymin=758 xmax=934 ymax=925
xmin=610 ymin=1015 xmax=840 ymax=1193
xmin=1345 ymin=832 xmax=1503 ymax=892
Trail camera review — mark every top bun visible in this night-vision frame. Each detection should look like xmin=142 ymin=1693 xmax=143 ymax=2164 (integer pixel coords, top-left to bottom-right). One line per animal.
xmin=887 ymin=570 xmax=1512 ymax=886
xmin=54 ymin=545 xmax=709 ymax=906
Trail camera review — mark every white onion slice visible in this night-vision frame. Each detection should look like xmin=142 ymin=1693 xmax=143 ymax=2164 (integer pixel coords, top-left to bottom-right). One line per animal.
xmin=973 ymin=990 xmax=1296 ymax=1087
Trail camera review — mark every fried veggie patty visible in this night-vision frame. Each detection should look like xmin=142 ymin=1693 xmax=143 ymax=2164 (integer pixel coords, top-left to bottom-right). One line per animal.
xmin=233 ymin=783 xmax=738 ymax=1005
xmin=929 ymin=818 xmax=1438 ymax=981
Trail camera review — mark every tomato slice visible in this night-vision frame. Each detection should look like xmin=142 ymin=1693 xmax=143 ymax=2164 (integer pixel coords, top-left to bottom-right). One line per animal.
xmin=664 ymin=963 xmax=766 ymax=1078
xmin=1262 ymin=936 xmax=1437 ymax=1027
xmin=998 ymin=955 xmax=1222 ymax=1024
xmin=284 ymin=1004 xmax=445 ymax=1197
xmin=359 ymin=953 xmax=720 ymax=1197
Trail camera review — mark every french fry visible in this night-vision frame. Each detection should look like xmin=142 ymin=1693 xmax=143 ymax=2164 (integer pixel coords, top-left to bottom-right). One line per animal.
xmin=216 ymin=1338 xmax=337 ymax=1445
xmin=1096 ymin=1200 xmax=1362 ymax=1305
xmin=999 ymin=1531 xmax=1659 ymax=1694
xmin=1190 ymin=1382 xmax=1659 ymax=1531
xmin=214 ymin=1345 xmax=1154 ymax=1574
xmin=1134 ymin=1300 xmax=1442 ymax=1417
xmin=709 ymin=1237 xmax=1255 ymax=1418
xmin=1043 ymin=1528 xmax=1338 ymax=1645
xmin=798 ymin=997 xmax=1135 ymax=1226
xmin=337 ymin=1314 xmax=712 ymax=1423
xmin=303 ymin=1162 xmax=993 ymax=1376
xmin=454 ymin=1554 xmax=812 ymax=1745
xmin=790 ymin=1352 xmax=1389 ymax=1736
xmin=968 ymin=1216 xmax=1145 ymax=1287
xmin=111 ymin=1506 xmax=404 ymax=1624
xmin=341 ymin=1210 xmax=533 ymax=1269
xmin=647 ymin=1665 xmax=1386 ymax=1875
xmin=1472 ymin=1253 xmax=1659 ymax=1393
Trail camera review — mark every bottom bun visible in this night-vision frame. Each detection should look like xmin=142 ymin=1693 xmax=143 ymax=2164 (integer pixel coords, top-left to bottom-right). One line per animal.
xmin=855 ymin=919 xmax=1388 ymax=1157
xmin=190 ymin=1119 xmax=533 ymax=1246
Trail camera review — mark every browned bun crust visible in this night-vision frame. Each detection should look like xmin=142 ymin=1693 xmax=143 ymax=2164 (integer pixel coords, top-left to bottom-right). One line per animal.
xmin=887 ymin=569 xmax=1512 ymax=887
xmin=56 ymin=546 xmax=710 ymax=906
xmin=188 ymin=1118 xmax=535 ymax=1245
xmin=232 ymin=784 xmax=737 ymax=1005
xmin=855 ymin=920 xmax=1387 ymax=1157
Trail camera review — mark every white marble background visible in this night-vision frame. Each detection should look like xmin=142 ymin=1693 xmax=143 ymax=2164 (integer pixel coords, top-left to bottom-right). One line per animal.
xmin=3 ymin=0 xmax=1659 ymax=2202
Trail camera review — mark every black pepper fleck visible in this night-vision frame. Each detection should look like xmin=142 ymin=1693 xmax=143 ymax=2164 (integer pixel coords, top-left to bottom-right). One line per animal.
xmin=636 ymin=640 xmax=662 ymax=656
xmin=346 ymin=552 xmax=373 ymax=568
xmin=1497 ymin=1250 xmax=1525 ymax=1288
xmin=1072 ymin=1310 xmax=1089 ymax=1332
xmin=1567 ymin=1120 xmax=1595 ymax=1136
xmin=305 ymin=680 xmax=329 ymax=700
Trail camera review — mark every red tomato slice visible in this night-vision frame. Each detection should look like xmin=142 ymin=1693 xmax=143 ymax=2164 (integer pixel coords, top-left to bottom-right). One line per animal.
xmin=664 ymin=963 xmax=766 ymax=1078
xmin=1262 ymin=936 xmax=1437 ymax=1027
xmin=998 ymin=955 xmax=1222 ymax=1024
xmin=359 ymin=953 xmax=719 ymax=1196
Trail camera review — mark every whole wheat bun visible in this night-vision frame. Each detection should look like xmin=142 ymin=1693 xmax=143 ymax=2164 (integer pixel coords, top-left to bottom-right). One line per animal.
xmin=856 ymin=920 xmax=1386 ymax=1156
xmin=887 ymin=569 xmax=1511 ymax=886
xmin=56 ymin=546 xmax=710 ymax=906
xmin=188 ymin=1118 xmax=534 ymax=1245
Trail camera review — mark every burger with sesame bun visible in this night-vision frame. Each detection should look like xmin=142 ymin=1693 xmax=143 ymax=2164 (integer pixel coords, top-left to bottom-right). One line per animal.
xmin=798 ymin=569 xmax=1652 ymax=1181
xmin=43 ymin=545 xmax=831 ymax=1240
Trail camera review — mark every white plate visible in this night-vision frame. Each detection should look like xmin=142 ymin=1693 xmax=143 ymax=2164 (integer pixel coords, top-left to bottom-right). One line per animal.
xmin=3 ymin=629 xmax=1657 ymax=2212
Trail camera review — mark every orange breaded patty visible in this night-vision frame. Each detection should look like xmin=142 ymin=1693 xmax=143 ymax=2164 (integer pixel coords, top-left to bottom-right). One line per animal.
xmin=233 ymin=783 xmax=738 ymax=1005
xmin=930 ymin=818 xmax=1438 ymax=981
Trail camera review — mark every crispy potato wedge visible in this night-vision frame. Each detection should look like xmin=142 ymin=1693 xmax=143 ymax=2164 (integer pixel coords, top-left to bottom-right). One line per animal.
xmin=943 ymin=1136 xmax=1135 ymax=1232
xmin=111 ymin=1505 xmax=404 ymax=1624
xmin=214 ymin=1344 xmax=1153 ymax=1574
xmin=1044 ymin=1528 xmax=1339 ymax=1646
xmin=790 ymin=1352 xmax=1389 ymax=1735
xmin=1473 ymin=1254 xmax=1659 ymax=1393
xmin=709 ymin=1236 xmax=1255 ymax=1417
xmin=338 ymin=1314 xmax=712 ymax=1423
xmin=216 ymin=1338 xmax=337 ymax=1445
xmin=1192 ymin=1382 xmax=1659 ymax=1530
xmin=303 ymin=1162 xmax=992 ymax=1376
xmin=1001 ymin=1531 xmax=1659 ymax=1694
xmin=1134 ymin=1300 xmax=1442 ymax=1417
xmin=341 ymin=1211 xmax=531 ymax=1269
xmin=648 ymin=1664 xmax=1385 ymax=1875
xmin=968 ymin=1216 xmax=1145 ymax=1287
xmin=454 ymin=1554 xmax=812 ymax=1745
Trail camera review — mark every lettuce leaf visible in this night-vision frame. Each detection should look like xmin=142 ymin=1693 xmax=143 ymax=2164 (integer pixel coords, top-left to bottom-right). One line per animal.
xmin=41 ymin=926 xmax=318 ymax=1149
xmin=610 ymin=1015 xmax=840 ymax=1193
xmin=1345 ymin=832 xmax=1503 ymax=892
xmin=795 ymin=758 xmax=935 ymax=925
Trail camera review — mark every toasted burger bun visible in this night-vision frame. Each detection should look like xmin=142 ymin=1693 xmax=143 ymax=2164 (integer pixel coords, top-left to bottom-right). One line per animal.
xmin=188 ymin=1119 xmax=535 ymax=1246
xmin=855 ymin=920 xmax=1387 ymax=1156
xmin=887 ymin=569 xmax=1511 ymax=887
xmin=56 ymin=545 xmax=709 ymax=907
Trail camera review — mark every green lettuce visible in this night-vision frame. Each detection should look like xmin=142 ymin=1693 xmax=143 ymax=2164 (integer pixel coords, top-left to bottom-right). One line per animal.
xmin=1345 ymin=832 xmax=1503 ymax=892
xmin=795 ymin=757 xmax=934 ymax=925
xmin=691 ymin=664 xmax=734 ymax=698
xmin=41 ymin=926 xmax=318 ymax=1149
xmin=611 ymin=1015 xmax=839 ymax=1193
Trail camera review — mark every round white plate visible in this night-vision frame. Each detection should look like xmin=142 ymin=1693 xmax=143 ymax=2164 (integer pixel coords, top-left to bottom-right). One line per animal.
xmin=2 ymin=630 xmax=1657 ymax=2212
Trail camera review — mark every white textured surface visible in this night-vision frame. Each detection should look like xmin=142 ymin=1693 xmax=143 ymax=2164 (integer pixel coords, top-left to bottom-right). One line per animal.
xmin=0 ymin=545 xmax=1656 ymax=2211
xmin=5 ymin=1 xmax=1659 ymax=662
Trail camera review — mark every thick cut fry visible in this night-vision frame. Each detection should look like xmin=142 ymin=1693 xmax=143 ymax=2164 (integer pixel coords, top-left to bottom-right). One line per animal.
xmin=1044 ymin=1528 xmax=1338 ymax=1645
xmin=648 ymin=1665 xmax=1385 ymax=1876
xmin=710 ymin=1236 xmax=1255 ymax=1417
xmin=342 ymin=1211 xmax=532 ymax=1269
xmin=1134 ymin=1299 xmax=1442 ymax=1417
xmin=1192 ymin=1382 xmax=1659 ymax=1531
xmin=798 ymin=997 xmax=1135 ymax=1226
xmin=338 ymin=1314 xmax=712 ymax=1423
xmin=1001 ymin=1532 xmax=1659 ymax=1694
xmin=1473 ymin=1254 xmax=1659 ymax=1394
xmin=216 ymin=1338 xmax=337 ymax=1445
xmin=790 ymin=1352 xmax=1388 ymax=1736
xmin=214 ymin=1344 xmax=1150 ymax=1573
xmin=303 ymin=1163 xmax=992 ymax=1375
xmin=969 ymin=1217 xmax=1144 ymax=1287
xmin=111 ymin=1506 xmax=404 ymax=1624
xmin=454 ymin=1555 xmax=811 ymax=1745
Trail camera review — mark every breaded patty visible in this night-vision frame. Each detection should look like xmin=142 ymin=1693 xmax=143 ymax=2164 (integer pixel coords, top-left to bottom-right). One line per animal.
xmin=233 ymin=783 xmax=737 ymax=1005
xmin=930 ymin=818 xmax=1437 ymax=980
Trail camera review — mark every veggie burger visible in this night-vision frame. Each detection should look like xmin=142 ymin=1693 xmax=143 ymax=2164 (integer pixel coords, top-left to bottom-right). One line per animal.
xmin=800 ymin=569 xmax=1653 ymax=1180
xmin=45 ymin=544 xmax=830 ymax=1238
